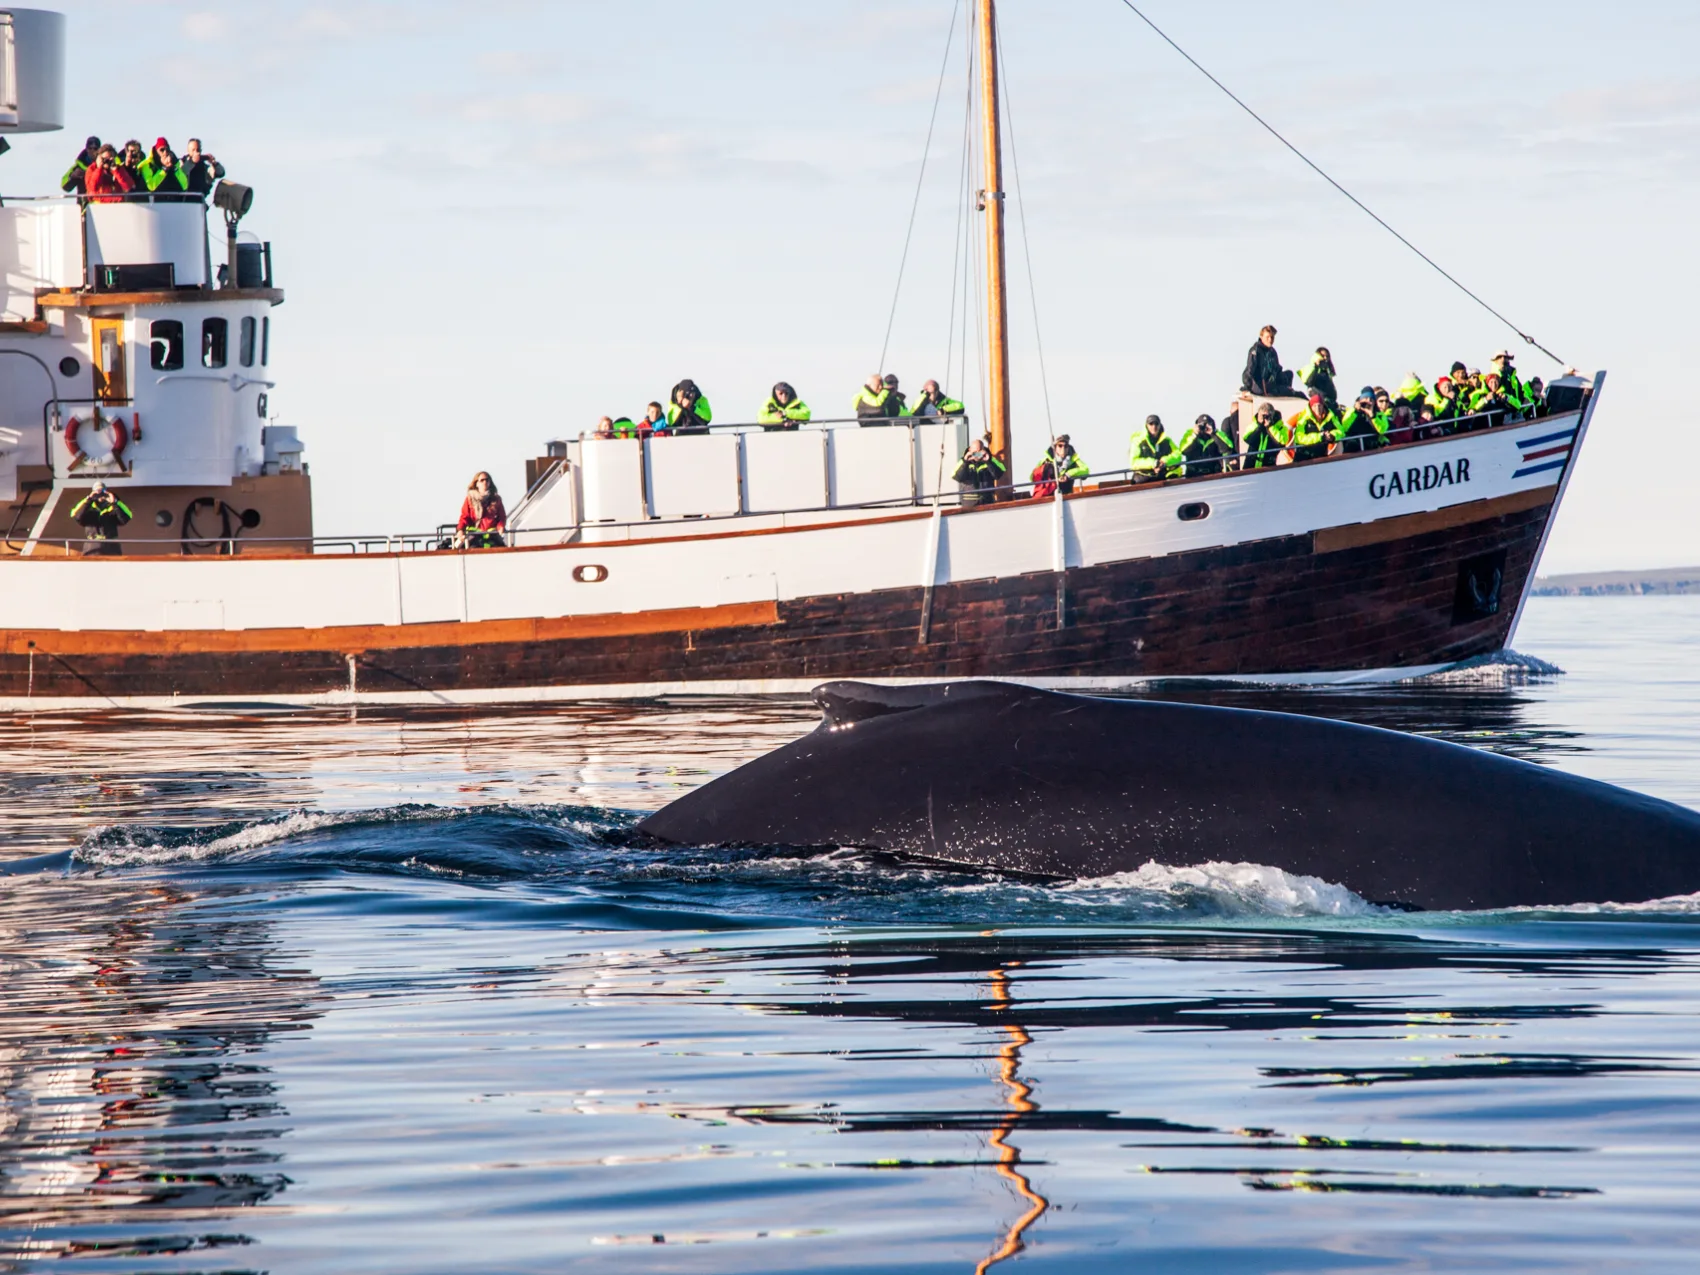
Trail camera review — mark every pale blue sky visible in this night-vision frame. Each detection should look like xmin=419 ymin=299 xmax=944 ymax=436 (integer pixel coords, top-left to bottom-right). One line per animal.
xmin=11 ymin=1 xmax=1696 ymax=571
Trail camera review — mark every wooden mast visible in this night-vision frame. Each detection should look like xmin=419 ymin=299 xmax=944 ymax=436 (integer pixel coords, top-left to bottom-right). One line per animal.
xmin=977 ymin=0 xmax=1012 ymax=468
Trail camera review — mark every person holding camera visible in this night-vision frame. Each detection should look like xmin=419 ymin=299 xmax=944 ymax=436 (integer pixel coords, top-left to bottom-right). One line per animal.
xmin=666 ymin=380 xmax=713 ymax=433
xmin=82 ymin=145 xmax=136 ymax=203
xmin=140 ymin=138 xmax=190 ymax=200
xmin=914 ymin=379 xmax=965 ymax=417
xmin=71 ymin=483 xmax=133 ymax=555
xmin=953 ymin=434 xmax=1006 ymax=507
xmin=183 ymin=138 xmax=226 ymax=198
xmin=1177 ymin=415 xmax=1233 ymax=477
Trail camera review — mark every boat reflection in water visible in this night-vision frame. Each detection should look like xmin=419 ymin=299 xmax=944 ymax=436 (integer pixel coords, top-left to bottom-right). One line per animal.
xmin=0 ymin=873 xmax=321 ymax=1264
xmin=976 ymin=962 xmax=1048 ymax=1274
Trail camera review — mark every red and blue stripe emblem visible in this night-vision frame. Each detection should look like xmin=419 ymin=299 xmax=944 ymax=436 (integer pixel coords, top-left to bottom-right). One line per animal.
xmin=1513 ymin=425 xmax=1578 ymax=479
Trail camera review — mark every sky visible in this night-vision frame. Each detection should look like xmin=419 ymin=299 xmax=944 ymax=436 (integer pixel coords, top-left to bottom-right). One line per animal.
xmin=8 ymin=0 xmax=1697 ymax=572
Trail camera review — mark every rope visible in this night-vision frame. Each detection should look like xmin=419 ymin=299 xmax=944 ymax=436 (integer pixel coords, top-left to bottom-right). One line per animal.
xmin=1113 ymin=0 xmax=1568 ymax=367
xmin=997 ymin=37 xmax=1055 ymax=442
xmin=879 ymin=0 xmax=962 ymax=374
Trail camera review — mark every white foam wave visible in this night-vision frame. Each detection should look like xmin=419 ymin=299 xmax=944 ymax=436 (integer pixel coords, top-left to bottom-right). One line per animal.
xmin=1498 ymin=892 xmax=1700 ymax=917
xmin=948 ymin=859 xmax=1384 ymax=918
xmin=1416 ymin=649 xmax=1565 ymax=685
xmin=74 ymin=806 xmax=459 ymax=868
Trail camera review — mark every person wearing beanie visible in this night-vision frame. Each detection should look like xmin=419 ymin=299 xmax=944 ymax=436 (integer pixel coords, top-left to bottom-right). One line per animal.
xmin=1338 ymin=388 xmax=1386 ymax=454
xmin=60 ymin=134 xmax=101 ymax=193
xmin=139 ymin=137 xmax=190 ymax=200
xmin=1286 ymin=390 xmax=1341 ymax=462
xmin=666 ymin=379 xmax=713 ymax=433
xmin=1032 ymin=433 xmax=1089 ymax=495
xmin=1177 ymin=414 xmax=1233 ymax=477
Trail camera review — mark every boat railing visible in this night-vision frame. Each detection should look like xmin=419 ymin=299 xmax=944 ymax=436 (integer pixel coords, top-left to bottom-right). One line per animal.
xmin=576 ymin=412 xmax=971 ymax=438
xmin=21 ymin=403 xmax=1573 ymax=558
xmin=0 ymin=191 xmax=269 ymax=300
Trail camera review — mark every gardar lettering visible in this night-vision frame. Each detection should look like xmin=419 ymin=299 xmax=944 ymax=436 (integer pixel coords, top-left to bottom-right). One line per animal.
xmin=1369 ymin=458 xmax=1471 ymax=500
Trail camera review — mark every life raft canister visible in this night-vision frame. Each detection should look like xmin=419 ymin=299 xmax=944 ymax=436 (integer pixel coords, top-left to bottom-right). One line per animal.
xmin=64 ymin=412 xmax=129 ymax=467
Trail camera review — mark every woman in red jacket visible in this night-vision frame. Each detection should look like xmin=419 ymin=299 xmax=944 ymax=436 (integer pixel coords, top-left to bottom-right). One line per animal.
xmin=456 ymin=471 xmax=507 ymax=549
xmin=83 ymin=145 xmax=136 ymax=203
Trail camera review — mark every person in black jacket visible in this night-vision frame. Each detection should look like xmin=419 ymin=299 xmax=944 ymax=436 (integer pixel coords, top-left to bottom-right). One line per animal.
xmin=953 ymin=434 xmax=1006 ymax=507
xmin=1337 ymin=389 xmax=1385 ymax=453
xmin=1241 ymin=324 xmax=1293 ymax=396
xmin=183 ymin=138 xmax=226 ymax=197
xmin=1177 ymin=415 xmax=1232 ymax=476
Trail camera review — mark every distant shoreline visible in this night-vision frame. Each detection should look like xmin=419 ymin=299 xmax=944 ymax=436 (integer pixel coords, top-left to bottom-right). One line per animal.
xmin=1532 ymin=567 xmax=1700 ymax=596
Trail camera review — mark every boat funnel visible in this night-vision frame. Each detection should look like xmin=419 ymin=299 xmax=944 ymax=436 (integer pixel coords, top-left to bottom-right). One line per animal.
xmin=0 ymin=9 xmax=65 ymax=133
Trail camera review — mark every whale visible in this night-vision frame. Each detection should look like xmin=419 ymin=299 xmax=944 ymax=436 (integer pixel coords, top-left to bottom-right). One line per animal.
xmin=636 ymin=680 xmax=1700 ymax=911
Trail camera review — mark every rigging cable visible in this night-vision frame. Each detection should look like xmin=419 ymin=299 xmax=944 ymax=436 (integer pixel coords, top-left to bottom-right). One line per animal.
xmin=996 ymin=36 xmax=1056 ymax=442
xmin=880 ymin=0 xmax=963 ymax=374
xmin=1113 ymin=0 xmax=1568 ymax=366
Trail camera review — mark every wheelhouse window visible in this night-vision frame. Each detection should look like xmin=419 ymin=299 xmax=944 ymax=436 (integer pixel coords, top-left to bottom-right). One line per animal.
xmin=260 ymin=316 xmax=270 ymax=366
xmin=239 ymin=316 xmax=256 ymax=368
xmin=202 ymin=317 xmax=228 ymax=368
xmin=149 ymin=320 xmax=185 ymax=371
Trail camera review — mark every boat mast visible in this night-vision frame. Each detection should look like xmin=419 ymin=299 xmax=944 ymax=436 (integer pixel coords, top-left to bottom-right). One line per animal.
xmin=977 ymin=0 xmax=1012 ymax=467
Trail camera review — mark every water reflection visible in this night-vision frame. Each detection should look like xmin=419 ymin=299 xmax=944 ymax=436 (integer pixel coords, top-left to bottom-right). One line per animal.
xmin=973 ymin=964 xmax=1047 ymax=1275
xmin=621 ymin=924 xmax=1689 ymax=1222
xmin=0 ymin=699 xmax=818 ymax=859
xmin=0 ymin=875 xmax=321 ymax=1263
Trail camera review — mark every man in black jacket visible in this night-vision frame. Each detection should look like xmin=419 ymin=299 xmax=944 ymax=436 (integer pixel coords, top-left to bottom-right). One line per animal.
xmin=953 ymin=434 xmax=1006 ymax=507
xmin=1240 ymin=324 xmax=1294 ymax=396
xmin=183 ymin=138 xmax=226 ymax=197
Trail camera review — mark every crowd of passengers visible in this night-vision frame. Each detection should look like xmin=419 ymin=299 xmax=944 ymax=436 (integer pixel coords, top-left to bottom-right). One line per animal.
xmin=584 ymin=373 xmax=966 ymax=440
xmin=61 ymin=134 xmax=227 ymax=202
xmin=1087 ymin=323 xmax=1559 ymax=491
xmin=579 ymin=325 xmax=1556 ymax=492
xmin=451 ymin=325 xmax=1561 ymax=548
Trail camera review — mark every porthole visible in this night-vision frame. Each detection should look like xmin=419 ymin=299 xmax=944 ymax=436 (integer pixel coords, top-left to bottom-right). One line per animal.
xmin=1176 ymin=501 xmax=1211 ymax=522
xmin=240 ymin=508 xmax=262 ymax=529
xmin=58 ymin=356 xmax=80 ymax=377
xmin=154 ymin=509 xmax=173 ymax=527
xmin=572 ymin=563 xmax=609 ymax=583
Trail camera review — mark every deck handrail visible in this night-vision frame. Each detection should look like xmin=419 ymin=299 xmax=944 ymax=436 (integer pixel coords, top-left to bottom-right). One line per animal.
xmin=15 ymin=405 xmax=1573 ymax=558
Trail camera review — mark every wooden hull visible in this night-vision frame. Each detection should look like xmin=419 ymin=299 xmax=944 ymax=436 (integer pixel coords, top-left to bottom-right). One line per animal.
xmin=0 ymin=489 xmax=1546 ymax=703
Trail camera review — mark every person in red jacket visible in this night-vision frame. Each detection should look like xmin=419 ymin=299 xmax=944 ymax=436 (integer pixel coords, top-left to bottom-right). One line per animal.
xmin=455 ymin=471 xmax=507 ymax=549
xmin=82 ymin=145 xmax=136 ymax=203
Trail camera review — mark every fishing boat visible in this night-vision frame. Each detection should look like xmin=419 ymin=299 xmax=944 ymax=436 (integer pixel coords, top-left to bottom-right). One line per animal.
xmin=0 ymin=3 xmax=1600 ymax=708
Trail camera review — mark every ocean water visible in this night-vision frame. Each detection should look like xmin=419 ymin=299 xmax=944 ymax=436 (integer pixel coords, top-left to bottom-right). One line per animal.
xmin=3 ymin=595 xmax=1700 ymax=1274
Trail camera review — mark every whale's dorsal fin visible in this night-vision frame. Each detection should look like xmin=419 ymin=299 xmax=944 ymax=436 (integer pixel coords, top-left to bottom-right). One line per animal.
xmin=811 ymin=680 xmax=1043 ymax=729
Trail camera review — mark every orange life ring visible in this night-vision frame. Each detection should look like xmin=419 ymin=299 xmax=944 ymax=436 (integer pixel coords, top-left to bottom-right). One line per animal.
xmin=65 ymin=412 xmax=129 ymax=466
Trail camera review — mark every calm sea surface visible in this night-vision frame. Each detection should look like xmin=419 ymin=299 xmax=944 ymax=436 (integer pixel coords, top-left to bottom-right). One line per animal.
xmin=3 ymin=595 xmax=1699 ymax=1274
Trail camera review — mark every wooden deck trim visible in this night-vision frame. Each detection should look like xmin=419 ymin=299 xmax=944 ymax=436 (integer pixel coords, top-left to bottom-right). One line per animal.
xmin=0 ymin=319 xmax=49 ymax=334
xmin=35 ymin=286 xmax=285 ymax=309
xmin=1 ymin=599 xmax=780 ymax=657
xmin=1313 ymin=487 xmax=1551 ymax=554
